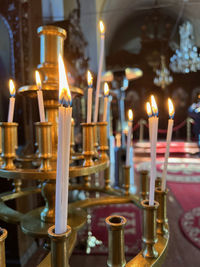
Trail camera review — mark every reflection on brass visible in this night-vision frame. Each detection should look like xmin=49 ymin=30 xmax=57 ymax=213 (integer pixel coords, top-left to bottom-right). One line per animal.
xmin=141 ymin=200 xmax=159 ymax=259
xmin=35 ymin=122 xmax=52 ymax=171
xmin=81 ymin=123 xmax=94 ymax=167
xmin=0 ymin=122 xmax=18 ymax=170
xmin=48 ymin=225 xmax=71 ymax=267
xmin=40 ymin=180 xmax=55 ymax=223
xmin=155 ymin=177 xmax=162 ymax=188
xmin=97 ymin=122 xmax=109 ymax=161
xmin=104 ymin=165 xmax=111 ymax=190
xmin=93 ymin=124 xmax=99 ymax=158
xmin=123 ymin=165 xmax=130 ymax=196
xmin=106 ymin=215 xmax=126 ymax=267
xmin=70 ymin=118 xmax=75 ymax=158
xmin=140 ymin=170 xmax=149 ymax=200
xmin=155 ymin=187 xmax=168 ymax=236
xmin=12 ymin=179 xmax=22 ymax=193
xmin=0 ymin=228 xmax=7 ymax=267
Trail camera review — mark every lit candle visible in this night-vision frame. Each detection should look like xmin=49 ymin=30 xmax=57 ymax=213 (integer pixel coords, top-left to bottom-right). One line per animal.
xmin=94 ymin=20 xmax=105 ymax=123
xmin=161 ymin=98 xmax=174 ymax=191
xmin=55 ymin=54 xmax=72 ymax=234
xmin=7 ymin=79 xmax=16 ymax=123
xmin=149 ymin=95 xmax=159 ymax=206
xmin=103 ymin=82 xmax=109 ymax=122
xmin=35 ymin=71 xmax=45 ymax=122
xmin=126 ymin=109 xmax=133 ymax=166
xmin=87 ymin=70 xmax=93 ymax=123
xmin=146 ymin=102 xmax=153 ymax=144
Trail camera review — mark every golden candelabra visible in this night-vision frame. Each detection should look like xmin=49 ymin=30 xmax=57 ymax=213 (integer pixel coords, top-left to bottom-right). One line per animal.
xmin=0 ymin=25 xmax=169 ymax=267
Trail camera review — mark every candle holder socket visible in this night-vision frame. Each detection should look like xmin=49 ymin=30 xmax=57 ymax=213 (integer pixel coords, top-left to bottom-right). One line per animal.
xmin=93 ymin=124 xmax=99 ymax=158
xmin=155 ymin=187 xmax=168 ymax=236
xmin=155 ymin=177 xmax=162 ymax=188
xmin=140 ymin=170 xmax=149 ymax=200
xmin=123 ymin=165 xmax=131 ymax=196
xmin=141 ymin=199 xmax=159 ymax=259
xmin=81 ymin=123 xmax=94 ymax=167
xmin=48 ymin=225 xmax=71 ymax=267
xmin=97 ymin=122 xmax=109 ymax=161
xmin=35 ymin=122 xmax=52 ymax=171
xmin=0 ymin=122 xmax=18 ymax=170
xmin=0 ymin=228 xmax=7 ymax=267
xmin=105 ymin=215 xmax=127 ymax=267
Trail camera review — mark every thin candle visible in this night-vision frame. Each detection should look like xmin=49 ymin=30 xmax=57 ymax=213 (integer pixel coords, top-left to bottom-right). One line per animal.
xmin=146 ymin=102 xmax=153 ymax=143
xmin=161 ymin=98 xmax=174 ymax=191
xmin=87 ymin=70 xmax=93 ymax=123
xmin=103 ymin=82 xmax=109 ymax=122
xmin=55 ymin=54 xmax=72 ymax=234
xmin=35 ymin=70 xmax=45 ymax=122
xmin=8 ymin=79 xmax=16 ymax=123
xmin=94 ymin=20 xmax=105 ymax=123
xmin=126 ymin=109 xmax=133 ymax=166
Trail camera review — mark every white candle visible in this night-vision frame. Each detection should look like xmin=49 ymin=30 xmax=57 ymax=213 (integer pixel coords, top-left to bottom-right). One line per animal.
xmin=8 ymin=79 xmax=16 ymax=123
xmin=35 ymin=70 xmax=45 ymax=122
xmin=87 ymin=70 xmax=93 ymax=123
xmin=94 ymin=20 xmax=105 ymax=123
xmin=146 ymin=102 xmax=153 ymax=144
xmin=55 ymin=54 xmax=72 ymax=234
xmin=161 ymin=99 xmax=174 ymax=191
xmin=126 ymin=109 xmax=133 ymax=166
xmin=103 ymin=82 xmax=109 ymax=122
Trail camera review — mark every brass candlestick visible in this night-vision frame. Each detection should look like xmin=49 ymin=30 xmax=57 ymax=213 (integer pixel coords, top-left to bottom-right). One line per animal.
xmin=0 ymin=228 xmax=7 ymax=267
xmin=0 ymin=122 xmax=18 ymax=170
xmin=35 ymin=122 xmax=52 ymax=171
xmin=105 ymin=215 xmax=127 ymax=267
xmin=104 ymin=165 xmax=110 ymax=190
xmin=155 ymin=177 xmax=162 ymax=188
xmin=141 ymin=199 xmax=159 ymax=259
xmin=140 ymin=170 xmax=149 ymax=200
xmin=155 ymin=187 xmax=168 ymax=236
xmin=81 ymin=123 xmax=94 ymax=167
xmin=123 ymin=165 xmax=130 ymax=196
xmin=97 ymin=122 xmax=109 ymax=161
xmin=48 ymin=225 xmax=71 ymax=267
xmin=93 ymin=123 xmax=99 ymax=158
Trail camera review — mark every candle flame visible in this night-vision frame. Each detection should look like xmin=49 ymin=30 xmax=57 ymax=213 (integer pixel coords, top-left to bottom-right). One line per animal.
xmin=9 ymin=79 xmax=15 ymax=97
xmin=35 ymin=70 xmax=41 ymax=90
xmin=87 ymin=70 xmax=93 ymax=87
xmin=58 ymin=54 xmax=71 ymax=106
xmin=168 ymin=98 xmax=174 ymax=118
xmin=128 ymin=109 xmax=133 ymax=121
xmin=150 ymin=95 xmax=158 ymax=116
xmin=104 ymin=82 xmax=109 ymax=96
xmin=146 ymin=102 xmax=152 ymax=117
xmin=99 ymin=20 xmax=105 ymax=34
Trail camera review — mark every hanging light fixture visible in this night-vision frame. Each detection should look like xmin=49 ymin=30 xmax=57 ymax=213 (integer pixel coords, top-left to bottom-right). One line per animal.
xmin=154 ymin=55 xmax=173 ymax=89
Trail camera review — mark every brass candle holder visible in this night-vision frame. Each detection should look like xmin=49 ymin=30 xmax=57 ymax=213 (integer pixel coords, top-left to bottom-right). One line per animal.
xmin=155 ymin=177 xmax=162 ymax=188
xmin=0 ymin=228 xmax=7 ymax=267
xmin=35 ymin=122 xmax=52 ymax=171
xmin=155 ymin=187 xmax=168 ymax=236
xmin=123 ymin=165 xmax=130 ymax=196
xmin=97 ymin=122 xmax=109 ymax=161
xmin=48 ymin=225 xmax=71 ymax=267
xmin=141 ymin=199 xmax=159 ymax=259
xmin=104 ymin=165 xmax=110 ymax=190
xmin=81 ymin=123 xmax=94 ymax=167
xmin=0 ymin=122 xmax=18 ymax=170
xmin=140 ymin=170 xmax=149 ymax=200
xmin=93 ymin=123 xmax=99 ymax=158
xmin=105 ymin=215 xmax=127 ymax=267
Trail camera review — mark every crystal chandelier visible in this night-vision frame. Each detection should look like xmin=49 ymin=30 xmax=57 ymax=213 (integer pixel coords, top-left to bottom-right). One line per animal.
xmin=170 ymin=21 xmax=200 ymax=73
xmin=154 ymin=55 xmax=173 ymax=89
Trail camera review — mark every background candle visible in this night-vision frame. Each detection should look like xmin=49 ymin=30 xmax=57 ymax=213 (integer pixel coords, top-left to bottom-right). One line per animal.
xmin=55 ymin=55 xmax=72 ymax=234
xmin=94 ymin=20 xmax=105 ymax=123
xmin=126 ymin=109 xmax=133 ymax=166
xmin=8 ymin=79 xmax=16 ymax=123
xmin=87 ymin=70 xmax=93 ymax=123
xmin=146 ymin=102 xmax=153 ymax=143
xmin=35 ymin=70 xmax=45 ymax=122
xmin=161 ymin=98 xmax=174 ymax=191
xmin=103 ymin=82 xmax=109 ymax=122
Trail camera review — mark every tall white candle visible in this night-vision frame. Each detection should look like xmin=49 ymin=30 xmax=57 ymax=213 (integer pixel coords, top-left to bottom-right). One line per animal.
xmin=146 ymin=102 xmax=153 ymax=144
xmin=87 ymin=70 xmax=93 ymax=123
xmin=161 ymin=99 xmax=174 ymax=191
xmin=94 ymin=20 xmax=105 ymax=123
xmin=8 ymin=79 xmax=16 ymax=123
xmin=35 ymin=70 xmax=45 ymax=122
xmin=103 ymin=82 xmax=109 ymax=122
xmin=126 ymin=109 xmax=133 ymax=166
xmin=55 ymin=54 xmax=72 ymax=234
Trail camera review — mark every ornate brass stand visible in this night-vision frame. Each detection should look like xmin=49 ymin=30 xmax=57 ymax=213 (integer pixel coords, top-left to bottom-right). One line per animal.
xmin=155 ymin=187 xmax=168 ymax=236
xmin=0 ymin=228 xmax=7 ymax=267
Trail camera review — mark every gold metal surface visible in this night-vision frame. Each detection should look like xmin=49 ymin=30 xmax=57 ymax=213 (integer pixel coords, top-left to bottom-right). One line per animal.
xmin=104 ymin=165 xmax=111 ymax=190
xmin=40 ymin=180 xmax=55 ymax=223
xmin=140 ymin=170 xmax=149 ymax=200
xmin=106 ymin=215 xmax=126 ymax=267
xmin=48 ymin=225 xmax=71 ymax=267
xmin=123 ymin=165 xmax=130 ymax=196
xmin=155 ymin=177 xmax=162 ymax=188
xmin=0 ymin=228 xmax=7 ymax=267
xmin=0 ymin=122 xmax=18 ymax=170
xmin=155 ymin=187 xmax=168 ymax=236
xmin=81 ymin=123 xmax=94 ymax=167
xmin=93 ymin=124 xmax=99 ymax=158
xmin=97 ymin=122 xmax=109 ymax=161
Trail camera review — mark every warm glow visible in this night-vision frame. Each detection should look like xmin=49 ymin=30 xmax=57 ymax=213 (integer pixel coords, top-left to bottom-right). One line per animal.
xmin=9 ymin=79 xmax=15 ymax=97
xmin=99 ymin=20 xmax=105 ymax=34
xmin=168 ymin=98 xmax=174 ymax=118
xmin=58 ymin=54 xmax=71 ymax=105
xmin=128 ymin=109 xmax=133 ymax=121
xmin=87 ymin=70 xmax=93 ymax=87
xmin=35 ymin=70 xmax=41 ymax=89
xmin=150 ymin=95 xmax=158 ymax=115
xmin=146 ymin=102 xmax=152 ymax=117
xmin=104 ymin=82 xmax=109 ymax=96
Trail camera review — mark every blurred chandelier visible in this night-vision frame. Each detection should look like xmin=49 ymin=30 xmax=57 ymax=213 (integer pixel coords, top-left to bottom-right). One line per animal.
xmin=170 ymin=21 xmax=200 ymax=73
xmin=154 ymin=55 xmax=173 ymax=89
